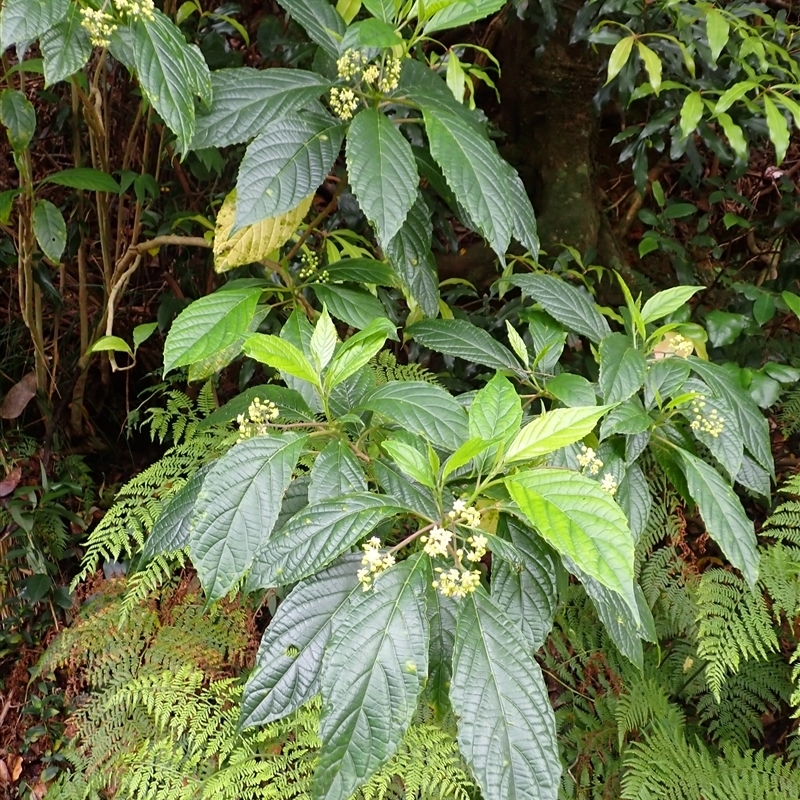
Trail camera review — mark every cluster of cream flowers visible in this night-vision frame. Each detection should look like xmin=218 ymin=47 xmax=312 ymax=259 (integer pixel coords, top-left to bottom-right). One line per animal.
xmin=81 ymin=0 xmax=155 ymax=47
xmin=329 ymin=49 xmax=403 ymax=120
xmin=689 ymin=395 xmax=725 ymax=437
xmin=357 ymin=537 xmax=396 ymax=590
xmin=600 ymin=473 xmax=618 ymax=496
xmin=236 ymin=398 xmax=279 ymax=439
xmin=114 ymin=0 xmax=155 ymax=20
xmin=577 ymin=445 xmax=603 ymax=475
xmin=668 ymin=333 xmax=695 ymax=358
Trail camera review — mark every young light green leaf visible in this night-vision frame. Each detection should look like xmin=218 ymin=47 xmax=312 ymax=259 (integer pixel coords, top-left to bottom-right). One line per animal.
xmin=763 ymin=93 xmax=790 ymax=164
xmin=88 ymin=335 xmax=133 ymax=356
xmin=40 ymin=3 xmax=91 ymax=86
xmin=338 ymin=0 xmax=363 ymax=22
xmin=44 ymin=167 xmax=120 ymax=193
xmin=360 ymin=0 xmax=391 ymax=22
xmin=505 ymin=405 xmax=613 ymax=463
xmin=675 ymin=448 xmax=758 ymax=587
xmin=309 ymin=440 xmax=367 ymax=503
xmin=241 ymin=555 xmax=361 ymax=728
xmin=325 ymin=317 xmax=397 ymax=390
xmin=382 ymin=437 xmax=437 ymax=488
xmin=782 ymin=290 xmax=800 ymax=319
xmin=359 ymin=382 xmax=469 ymax=451
xmin=442 ymin=437 xmax=493 ymax=480
xmin=347 ymin=107 xmax=418 ymax=246
xmin=598 ymin=333 xmax=647 ymax=404
xmin=163 ymin=287 xmax=262 ymax=375
xmin=446 ymin=52 xmax=466 ymax=103
xmin=0 ymin=0 xmax=69 ymax=53
xmin=188 ymin=434 xmax=306 ymax=600
xmin=191 ymin=68 xmax=331 ymax=150
xmin=679 ymin=91 xmax=704 ymax=140
xmin=243 ymin=333 xmax=320 ymax=386
xmin=247 ymin=493 xmax=404 ymax=589
xmin=451 ymin=589 xmax=560 ymax=800
xmin=424 ymin=0 xmax=506 ymax=34
xmin=313 ymin=284 xmax=386 ymax=330
xmin=606 ymin=36 xmax=635 ymax=84
xmin=546 ymin=373 xmax=597 ymax=407
xmin=637 ymin=42 xmax=662 ymax=93
xmin=32 ymin=199 xmax=66 ymax=263
xmin=640 ymin=285 xmax=703 ymax=325
xmin=0 ymin=89 xmax=36 ymax=152
xmin=505 ymin=322 xmax=530 ymax=368
xmin=132 ymin=322 xmax=158 ymax=350
xmin=235 ymin=111 xmax=344 ymax=230
xmin=315 ymin=555 xmax=430 ymax=800
xmin=706 ymin=9 xmax=730 ymax=65
xmin=714 ymin=81 xmax=757 ymax=115
xmin=469 ymin=373 xmax=523 ymax=445
xmin=310 ymin=306 xmax=338 ymax=372
xmin=507 ymin=468 xmax=636 ymax=611
xmin=408 ymin=319 xmax=523 ymax=373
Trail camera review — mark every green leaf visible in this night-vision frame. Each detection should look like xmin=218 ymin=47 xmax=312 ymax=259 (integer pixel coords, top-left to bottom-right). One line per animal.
xmin=598 ymin=333 xmax=647 ymax=404
xmin=323 ymin=259 xmax=398 ymax=286
xmin=640 ymin=285 xmax=703 ymax=325
xmin=163 ymin=287 xmax=262 ymax=375
xmin=546 ymin=373 xmax=596 ymax=407
xmin=372 ymin=459 xmax=440 ymax=520
xmin=309 ymin=441 xmax=366 ymax=502
xmin=315 ymin=555 xmax=430 ymax=800
xmin=425 ymin=584 xmax=457 ymax=718
xmin=188 ymin=434 xmax=306 ymax=600
xmin=442 ymin=437 xmax=493 ymax=480
xmin=132 ymin=322 xmax=157 ymax=350
xmin=235 ymin=111 xmax=344 ymax=230
xmin=491 ymin=515 xmax=559 ymax=650
xmin=243 ymin=333 xmax=319 ymax=385
xmin=507 ymin=274 xmax=611 ymax=344
xmin=505 ymin=405 xmax=613 ymax=464
xmin=764 ymin=94 xmax=790 ymax=164
xmin=423 ymin=106 xmax=512 ymax=258
xmin=637 ymin=42 xmax=662 ymax=93
xmin=616 ymin=462 xmax=651 ymax=542
xmin=313 ymin=284 xmax=386 ymax=329
xmin=706 ymin=9 xmax=730 ymax=64
xmin=451 ymin=589 xmax=560 ymax=800
xmin=241 ymin=555 xmax=361 ymax=727
xmin=424 ymin=0 xmax=506 ymax=34
xmin=40 ymin=3 xmax=91 ymax=86
xmin=191 ymin=68 xmax=330 ymax=150
xmin=408 ymin=319 xmax=522 ymax=372
xmin=606 ymin=36 xmax=635 ymax=84
xmin=32 ymin=199 xmax=66 ymax=263
xmin=600 ymin=396 xmax=650 ymax=439
xmin=505 ymin=322 xmax=530 ymax=368
xmin=44 ymin=167 xmax=120 ymax=193
xmin=0 ymin=0 xmax=69 ymax=53
xmin=325 ymin=317 xmax=397 ymax=390
xmin=715 ymin=81 xmax=757 ymax=115
xmin=717 ymin=111 xmax=748 ymax=160
xmin=142 ymin=466 xmax=210 ymax=561
xmin=748 ymin=370 xmax=781 ymax=409
xmin=384 ymin=192 xmax=439 ymax=317
xmin=507 ymin=468 xmax=636 ymax=611
xmin=675 ymin=448 xmax=758 ymax=586
xmin=0 ymin=89 xmax=35 ymax=152
xmin=247 ymin=493 xmax=403 ymax=589
xmin=310 ymin=306 xmax=338 ymax=372
xmin=782 ymin=290 xmax=800 ymax=320
xmin=278 ymin=0 xmax=346 ymax=57
xmin=359 ymin=382 xmax=469 ymax=451
xmin=361 ymin=0 xmax=394 ymax=22
xmin=679 ymin=91 xmax=704 ymax=140
xmin=501 ymin=162 xmax=539 ymax=259
xmin=735 ymin=452 xmax=771 ymax=498
xmin=88 ymin=335 xmax=132 ymax=356
xmin=125 ymin=11 xmax=211 ymax=151
xmin=346 ymin=108 xmax=417 ymax=246
xmin=349 ymin=17 xmax=402 ymax=47
xmin=382 ymin=436 xmax=436 ymax=488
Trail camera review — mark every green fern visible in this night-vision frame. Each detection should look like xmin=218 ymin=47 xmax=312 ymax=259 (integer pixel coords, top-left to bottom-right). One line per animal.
xmin=777 ymin=384 xmax=800 ymax=438
xmin=370 ymin=352 xmax=438 ymax=385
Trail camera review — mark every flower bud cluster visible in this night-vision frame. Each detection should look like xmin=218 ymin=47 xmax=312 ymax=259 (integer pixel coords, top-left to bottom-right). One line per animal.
xmin=689 ymin=396 xmax=725 ymax=437
xmin=336 ymin=49 xmax=369 ymax=79
xmin=378 ymin=56 xmax=402 ymax=93
xmin=432 ymin=567 xmax=481 ymax=598
xmin=447 ymin=498 xmax=481 ymax=527
xmin=330 ymin=50 xmax=404 ymax=119
xmin=329 ymin=87 xmax=359 ymax=121
xmin=577 ymin=445 xmax=603 ymax=475
xmin=600 ymin=473 xmax=618 ymax=496
xmin=114 ymin=0 xmax=155 ymax=20
xmin=298 ymin=251 xmax=319 ymax=280
xmin=237 ymin=398 xmax=279 ymax=439
xmin=669 ymin=334 xmax=694 ymax=358
xmin=358 ymin=537 xmax=396 ymax=590
xmin=81 ymin=8 xmax=117 ymax=47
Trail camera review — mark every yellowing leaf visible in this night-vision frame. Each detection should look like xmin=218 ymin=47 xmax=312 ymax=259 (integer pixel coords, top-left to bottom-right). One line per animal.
xmin=213 ymin=189 xmax=312 ymax=273
xmin=637 ymin=42 xmax=662 ymax=94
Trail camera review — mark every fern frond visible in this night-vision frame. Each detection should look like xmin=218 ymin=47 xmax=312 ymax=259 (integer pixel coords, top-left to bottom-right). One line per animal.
xmin=371 ymin=352 xmax=438 ymax=385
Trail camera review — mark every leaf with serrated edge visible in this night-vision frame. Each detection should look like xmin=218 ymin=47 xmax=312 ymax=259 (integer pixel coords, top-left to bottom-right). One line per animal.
xmin=40 ymin=4 xmax=91 ymax=87
xmin=0 ymin=89 xmax=35 ymax=152
xmin=451 ymin=589 xmax=560 ymax=800
xmin=372 ymin=459 xmax=440 ymax=521
xmin=243 ymin=333 xmax=319 ymax=385
xmin=241 ymin=554 xmax=361 ymax=727
xmin=505 ymin=405 xmax=613 ymax=463
xmin=507 ymin=468 xmax=636 ymax=614
xmin=313 ymin=284 xmax=387 ymax=330
xmin=308 ymin=440 xmax=366 ymax=503
xmin=247 ymin=493 xmax=403 ymax=589
xmin=425 ymin=584 xmax=457 ymax=717
xmin=277 ymin=0 xmax=345 ymax=57
xmin=314 ymin=555 xmax=430 ymax=800
xmin=347 ymin=108 xmax=417 ymax=246
xmin=424 ymin=0 xmax=506 ymax=34
xmin=470 ymin=374 xmax=522 ymax=441
xmin=163 ymin=287 xmax=262 ymax=375
xmin=325 ymin=317 xmax=397 ymax=390
xmin=310 ymin=306 xmax=338 ymax=371
xmin=188 ymin=434 xmax=306 ymax=600
xmin=0 ymin=0 xmax=69 ymax=52
xmin=598 ymin=333 xmax=647 ymax=404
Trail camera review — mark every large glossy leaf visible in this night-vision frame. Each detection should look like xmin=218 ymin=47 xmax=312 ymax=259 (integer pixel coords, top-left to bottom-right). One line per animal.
xmin=308 ymin=440 xmax=366 ymax=502
xmin=315 ymin=555 xmax=430 ymax=800
xmin=247 ymin=493 xmax=403 ymax=589
xmin=423 ymin=106 xmax=512 ymax=258
xmin=163 ymin=286 xmax=262 ymax=375
xmin=32 ymin=199 xmax=66 ymax=263
xmin=372 ymin=459 xmax=440 ymax=521
xmin=313 ymin=284 xmax=386 ymax=330
xmin=384 ymin=192 xmax=439 ymax=317
xmin=424 ymin=0 xmax=505 ymax=33
xmin=598 ymin=333 xmax=647 ymax=404
xmin=507 ymin=274 xmax=611 ymax=344
xmin=505 ymin=405 xmax=613 ymax=463
xmin=675 ymin=448 xmax=758 ymax=587
xmin=214 ymin=189 xmax=314 ymax=272
xmin=40 ymin=3 xmax=91 ymax=86
xmin=241 ymin=555 xmax=361 ymax=727
xmin=0 ymin=0 xmax=69 ymax=52
xmin=188 ymin=434 xmax=305 ymax=600
xmin=191 ymin=67 xmax=330 ymax=149
xmin=492 ymin=515 xmax=559 ymax=651
xmin=347 ymin=108 xmax=417 ymax=246
xmin=235 ymin=111 xmax=343 ymax=230
xmin=408 ymin=319 xmax=523 ymax=373
xmin=359 ymin=381 xmax=469 ymax=451
xmin=0 ymin=89 xmax=35 ymax=152
xmin=507 ymin=468 xmax=636 ymax=614
xmin=451 ymin=590 xmax=560 ymax=800
xmin=141 ymin=466 xmax=210 ymax=561
xmin=277 ymin=0 xmax=346 ymax=57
